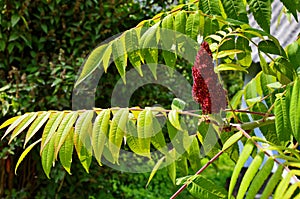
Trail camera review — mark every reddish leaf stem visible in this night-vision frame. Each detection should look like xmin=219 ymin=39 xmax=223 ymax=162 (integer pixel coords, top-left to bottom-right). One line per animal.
xmin=170 ymin=150 xmax=224 ymax=199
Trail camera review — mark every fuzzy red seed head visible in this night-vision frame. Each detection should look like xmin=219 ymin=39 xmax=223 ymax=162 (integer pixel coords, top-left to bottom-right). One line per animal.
xmin=192 ymin=42 xmax=226 ymax=114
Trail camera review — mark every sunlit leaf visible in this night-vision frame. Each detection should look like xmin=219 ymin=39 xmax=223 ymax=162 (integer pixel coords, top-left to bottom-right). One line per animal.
xmin=109 ymin=108 xmax=129 ymax=164
xmin=112 ymin=36 xmax=128 ymax=83
xmin=42 ymin=131 xmax=56 ymax=179
xmin=228 ymin=140 xmax=254 ymax=197
xmin=24 ymin=112 xmax=51 ymax=147
xmin=290 ymin=77 xmax=300 ymax=142
xmin=59 ymin=128 xmax=74 ymax=174
xmin=92 ymin=109 xmax=110 ymax=166
xmin=168 ymin=110 xmax=182 ymax=131
xmin=15 ymin=139 xmax=41 ymax=175
xmin=9 ymin=112 xmax=38 ymax=144
xmin=41 ymin=112 xmax=64 ymax=153
xmin=55 ymin=111 xmax=79 ymax=159
xmin=146 ymin=156 xmax=165 ymax=187
xmin=75 ymin=44 xmax=108 ymax=87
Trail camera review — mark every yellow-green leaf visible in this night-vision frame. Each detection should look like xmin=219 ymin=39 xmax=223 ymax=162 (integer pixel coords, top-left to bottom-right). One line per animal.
xmin=40 ymin=112 xmax=64 ymax=153
xmin=92 ymin=109 xmax=110 ymax=166
xmin=168 ymin=110 xmax=182 ymax=131
xmin=109 ymin=108 xmax=129 ymax=164
xmin=0 ymin=115 xmax=21 ymax=130
xmin=136 ymin=109 xmax=153 ymax=158
xmin=185 ymin=11 xmax=200 ymax=41
xmin=290 ymin=77 xmax=300 ymax=142
xmin=146 ymin=156 xmax=165 ymax=187
xmin=222 ymin=131 xmax=243 ymax=151
xmin=75 ymin=44 xmax=108 ymax=87
xmin=24 ymin=112 xmax=51 ymax=147
xmin=59 ymin=127 xmax=74 ymax=175
xmin=216 ymin=49 xmax=244 ymax=59
xmin=112 ymin=36 xmax=128 ymax=83
xmin=216 ymin=63 xmax=248 ymax=72
xmin=9 ymin=112 xmax=38 ymax=144
xmin=74 ymin=120 xmax=92 ymax=173
xmin=15 ymin=138 xmax=41 ymax=175
xmin=42 ymin=131 xmax=56 ymax=179
xmin=55 ymin=111 xmax=79 ymax=159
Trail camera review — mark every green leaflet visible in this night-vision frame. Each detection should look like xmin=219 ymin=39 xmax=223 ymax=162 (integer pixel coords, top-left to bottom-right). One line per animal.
xmin=275 ymin=96 xmax=292 ymax=143
xmin=236 ymin=151 xmax=265 ymax=199
xmin=260 ymin=72 xmax=277 ymax=106
xmin=282 ymin=182 xmax=300 ymax=199
xmin=136 ymin=109 xmax=153 ymax=157
xmin=9 ymin=112 xmax=38 ymax=144
xmin=244 ymin=76 xmax=259 ymax=106
xmin=222 ymin=131 xmax=243 ymax=152
xmin=236 ymin=36 xmax=252 ymax=67
xmin=260 ymin=165 xmax=284 ymax=199
xmin=140 ymin=22 xmax=160 ymax=79
xmin=187 ymin=136 xmax=201 ymax=172
xmin=290 ymin=77 xmax=300 ymax=142
xmin=230 ymin=90 xmax=244 ymax=110
xmin=24 ymin=112 xmax=51 ymax=147
xmin=259 ymin=51 xmax=275 ymax=76
xmin=198 ymin=0 xmax=222 ymax=15
xmin=246 ymin=158 xmax=274 ymax=199
xmin=174 ymin=11 xmax=187 ymax=35
xmin=216 ymin=63 xmax=248 ymax=72
xmin=42 ymin=131 xmax=56 ymax=179
xmin=102 ymin=43 xmax=112 ymax=72
xmin=59 ymin=127 xmax=74 ymax=175
xmin=176 ymin=155 xmax=188 ymax=176
xmin=185 ymin=11 xmax=200 ymax=41
xmin=247 ymin=0 xmax=271 ymax=33
xmin=92 ymin=109 xmax=110 ymax=166
xmin=40 ymin=112 xmax=64 ymax=153
xmin=112 ymin=36 xmax=128 ymax=83
xmin=15 ymin=138 xmax=41 ymax=175
xmin=271 ymin=57 xmax=296 ymax=85
xmin=75 ymin=110 xmax=94 ymax=144
xmin=167 ymin=149 xmax=176 ymax=184
xmin=54 ymin=111 xmax=79 ymax=159
xmin=160 ymin=14 xmax=177 ymax=68
xmin=141 ymin=22 xmax=160 ymax=49
xmin=186 ymin=175 xmax=227 ymax=199
xmin=273 ymin=172 xmax=293 ymax=198
xmin=168 ymin=110 xmax=182 ymax=131
xmin=286 ymin=41 xmax=300 ymax=71
xmin=281 ymin=0 xmax=298 ymax=21
xmin=167 ymin=119 xmax=191 ymax=156
xmin=171 ymin=98 xmax=186 ymax=111
xmin=161 ymin=14 xmax=175 ymax=49
xmin=228 ymin=140 xmax=254 ymax=197
xmin=126 ymin=120 xmax=145 ymax=155
xmin=125 ymin=28 xmax=143 ymax=76
xmin=146 ymin=156 xmax=165 ymax=187
xmin=221 ymin=0 xmax=248 ymax=23
xmin=109 ymin=108 xmax=129 ymax=164
xmin=75 ymin=44 xmax=108 ymax=87
xmin=258 ymin=40 xmax=286 ymax=57
xmin=74 ymin=119 xmax=92 ymax=173
xmin=150 ymin=117 xmax=167 ymax=155
xmin=215 ymin=49 xmax=244 ymax=59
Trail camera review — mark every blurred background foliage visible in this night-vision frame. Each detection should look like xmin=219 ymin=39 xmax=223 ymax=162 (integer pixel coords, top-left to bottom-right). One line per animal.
xmin=0 ymin=0 xmax=242 ymax=198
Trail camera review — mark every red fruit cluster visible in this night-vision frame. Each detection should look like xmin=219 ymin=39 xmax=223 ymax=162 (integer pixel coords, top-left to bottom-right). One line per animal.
xmin=192 ymin=42 xmax=226 ymax=114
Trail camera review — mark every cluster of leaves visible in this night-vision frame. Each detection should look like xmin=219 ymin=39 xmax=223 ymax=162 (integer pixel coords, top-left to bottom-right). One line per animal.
xmin=1 ymin=0 xmax=300 ymax=198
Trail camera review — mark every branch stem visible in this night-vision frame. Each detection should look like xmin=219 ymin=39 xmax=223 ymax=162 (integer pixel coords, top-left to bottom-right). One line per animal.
xmin=170 ymin=150 xmax=224 ymax=199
